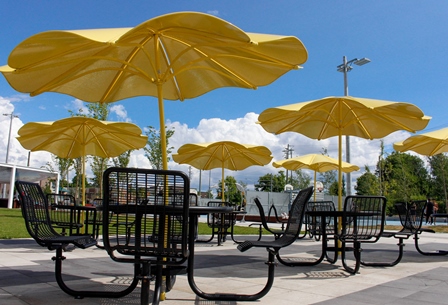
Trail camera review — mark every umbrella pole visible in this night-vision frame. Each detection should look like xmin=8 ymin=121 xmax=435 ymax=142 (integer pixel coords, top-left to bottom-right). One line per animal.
xmin=338 ymin=130 xmax=343 ymax=210
xmin=222 ymin=167 xmax=225 ymax=202
xmin=157 ymin=83 xmax=168 ymax=171
xmin=337 ymin=130 xmax=343 ymax=254
xmin=157 ymin=92 xmax=169 ymax=301
xmin=338 ymin=133 xmax=343 ymax=210
xmin=155 ymin=39 xmax=168 ymax=301
xmin=314 ymin=171 xmax=317 ymax=201
xmin=80 ymin=155 xmax=86 ymax=234
xmin=82 ymin=155 xmax=85 ymax=206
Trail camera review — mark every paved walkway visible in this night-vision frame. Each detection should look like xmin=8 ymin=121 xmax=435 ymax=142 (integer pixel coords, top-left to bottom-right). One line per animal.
xmin=1 ymin=229 xmax=448 ymax=305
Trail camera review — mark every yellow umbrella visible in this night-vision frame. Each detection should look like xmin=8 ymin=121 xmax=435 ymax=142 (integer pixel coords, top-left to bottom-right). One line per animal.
xmin=172 ymin=141 xmax=273 ymax=201
xmin=273 ymin=154 xmax=360 ymax=200
xmin=394 ymin=127 xmax=448 ymax=156
xmin=258 ymin=96 xmax=430 ymax=209
xmin=0 ymin=11 xmax=307 ymax=170
xmin=17 ymin=117 xmax=148 ymax=205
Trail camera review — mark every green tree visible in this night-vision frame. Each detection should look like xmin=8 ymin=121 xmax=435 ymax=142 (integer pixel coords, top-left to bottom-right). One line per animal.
xmin=380 ymin=152 xmax=430 ymax=205
xmin=90 ymin=157 xmax=109 ymax=187
xmin=329 ymin=175 xmax=346 ymax=196
xmin=355 ymin=166 xmax=380 ymax=195
xmin=112 ymin=150 xmax=132 ymax=168
xmin=216 ymin=176 xmax=242 ymax=205
xmin=428 ymin=154 xmax=448 ymax=206
xmin=50 ymin=156 xmax=74 ymax=191
xmin=255 ymin=172 xmax=286 ymax=192
xmin=71 ymin=157 xmax=83 ymax=201
xmin=44 ymin=152 xmax=74 ymax=191
xmin=319 ymin=148 xmax=337 ymax=194
xmin=69 ymin=102 xmax=109 ymax=120
xmin=143 ymin=126 xmax=175 ymax=170
xmin=377 ymin=140 xmax=386 ymax=195
xmin=292 ymin=170 xmax=312 ymax=190
xmin=85 ymin=103 xmax=109 ymax=196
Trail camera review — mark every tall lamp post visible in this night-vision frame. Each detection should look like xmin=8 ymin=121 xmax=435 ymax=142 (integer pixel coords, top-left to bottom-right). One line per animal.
xmin=337 ymin=56 xmax=370 ymax=195
xmin=3 ymin=112 xmax=19 ymax=164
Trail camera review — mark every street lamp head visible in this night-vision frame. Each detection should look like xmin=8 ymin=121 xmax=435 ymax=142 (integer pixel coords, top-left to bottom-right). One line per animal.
xmin=353 ymin=58 xmax=371 ymax=66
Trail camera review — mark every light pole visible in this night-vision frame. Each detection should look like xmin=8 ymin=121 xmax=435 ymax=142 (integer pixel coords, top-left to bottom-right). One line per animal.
xmin=282 ymin=144 xmax=294 ymax=183
xmin=3 ymin=112 xmax=19 ymax=164
xmin=337 ymin=56 xmax=370 ymax=196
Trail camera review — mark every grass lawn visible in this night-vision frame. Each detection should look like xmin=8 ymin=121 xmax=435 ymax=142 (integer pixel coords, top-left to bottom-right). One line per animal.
xmin=0 ymin=208 xmax=29 ymax=239
xmin=0 ymin=208 xmax=266 ymax=239
xmin=2 ymin=207 xmax=448 ymax=240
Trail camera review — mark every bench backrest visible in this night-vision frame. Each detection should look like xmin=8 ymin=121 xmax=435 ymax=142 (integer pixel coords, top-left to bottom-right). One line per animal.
xmin=341 ymin=195 xmax=387 ymax=243
xmin=102 ymin=167 xmax=190 ymax=265
xmin=15 ymin=181 xmax=61 ymax=247
xmin=306 ymin=201 xmax=335 ymax=212
xmin=266 ymin=203 xmax=282 ymax=223
xmin=279 ymin=186 xmax=314 ymax=243
xmin=253 ymin=197 xmax=284 ymax=233
xmin=207 ymin=201 xmax=233 ymax=228
xmin=92 ymin=198 xmax=103 ymax=207
xmin=47 ymin=193 xmax=78 ymax=206
xmin=46 ymin=193 xmax=84 ymax=235
xmin=395 ymin=200 xmax=426 ymax=232
xmin=306 ymin=200 xmax=336 ymax=229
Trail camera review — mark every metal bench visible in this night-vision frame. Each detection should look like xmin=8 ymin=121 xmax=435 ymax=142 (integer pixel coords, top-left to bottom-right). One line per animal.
xmin=102 ymin=167 xmax=190 ymax=305
xmin=267 ymin=202 xmax=287 ymax=230
xmin=305 ymin=200 xmax=336 ymax=241
xmin=83 ymin=198 xmax=115 ymax=249
xmin=87 ymin=198 xmax=104 ymax=240
xmin=251 ymin=197 xmax=285 ymax=240
xmin=361 ymin=201 xmax=421 ymax=267
xmin=271 ymin=198 xmax=338 ymax=267
xmin=394 ymin=201 xmax=448 ymax=256
xmin=46 ymin=193 xmax=84 ymax=235
xmin=15 ymin=180 xmax=139 ymax=299
xmin=202 ymin=186 xmax=314 ymax=301
xmin=195 ymin=200 xmax=233 ymax=245
xmin=337 ymin=195 xmax=387 ymax=274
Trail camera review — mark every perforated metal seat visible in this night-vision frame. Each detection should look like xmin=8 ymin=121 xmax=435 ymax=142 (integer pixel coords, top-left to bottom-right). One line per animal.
xmin=15 ymin=180 xmax=138 ymax=299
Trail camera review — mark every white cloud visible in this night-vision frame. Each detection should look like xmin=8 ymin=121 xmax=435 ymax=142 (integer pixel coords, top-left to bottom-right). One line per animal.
xmin=0 ymin=96 xmax=53 ymax=167
xmin=110 ymin=104 xmax=129 ymax=121
xmin=67 ymin=99 xmax=88 ymax=114
xmin=207 ymin=10 xmax=219 ymax=16
xmin=6 ymin=93 xmax=31 ymax=103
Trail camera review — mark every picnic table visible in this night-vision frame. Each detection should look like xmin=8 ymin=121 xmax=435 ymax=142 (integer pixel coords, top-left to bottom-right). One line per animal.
xmin=305 ymin=195 xmax=387 ymax=274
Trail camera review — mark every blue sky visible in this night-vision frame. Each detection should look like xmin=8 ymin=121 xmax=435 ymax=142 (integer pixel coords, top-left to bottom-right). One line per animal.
xmin=1 ymin=1 xmax=447 ymax=193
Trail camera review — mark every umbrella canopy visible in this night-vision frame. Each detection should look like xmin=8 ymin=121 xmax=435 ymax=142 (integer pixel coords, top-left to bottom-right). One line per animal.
xmin=1 ymin=11 xmax=307 ymax=170
xmin=172 ymin=141 xmax=273 ymax=201
xmin=394 ymin=127 xmax=448 ymax=156
xmin=258 ymin=96 xmax=430 ymax=209
xmin=273 ymin=154 xmax=360 ymax=200
xmin=17 ymin=116 xmax=148 ymax=204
